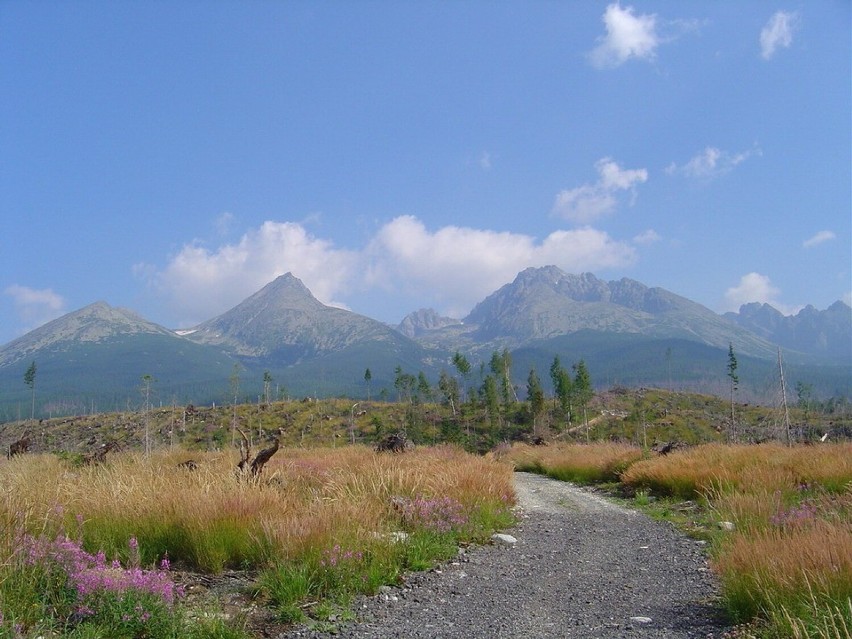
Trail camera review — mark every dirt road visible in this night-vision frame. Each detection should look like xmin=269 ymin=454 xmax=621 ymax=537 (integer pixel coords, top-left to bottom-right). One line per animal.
xmin=281 ymin=472 xmax=730 ymax=638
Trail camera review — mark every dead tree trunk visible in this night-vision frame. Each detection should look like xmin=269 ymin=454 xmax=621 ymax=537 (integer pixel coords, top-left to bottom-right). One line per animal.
xmin=236 ymin=427 xmax=281 ymax=478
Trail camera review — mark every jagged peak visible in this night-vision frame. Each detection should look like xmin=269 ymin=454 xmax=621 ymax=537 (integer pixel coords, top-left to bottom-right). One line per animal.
xmin=397 ymin=308 xmax=461 ymax=338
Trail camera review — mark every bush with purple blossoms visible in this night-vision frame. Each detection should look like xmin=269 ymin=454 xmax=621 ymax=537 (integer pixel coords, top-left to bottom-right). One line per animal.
xmin=2 ymin=533 xmax=183 ymax=638
xmin=397 ymin=495 xmax=468 ymax=534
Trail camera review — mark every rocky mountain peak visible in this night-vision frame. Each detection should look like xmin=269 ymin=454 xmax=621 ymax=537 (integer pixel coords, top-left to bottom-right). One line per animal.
xmin=397 ymin=309 xmax=461 ymax=338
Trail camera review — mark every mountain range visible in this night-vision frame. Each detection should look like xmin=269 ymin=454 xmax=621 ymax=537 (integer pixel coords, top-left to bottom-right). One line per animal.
xmin=0 ymin=267 xmax=849 ymax=421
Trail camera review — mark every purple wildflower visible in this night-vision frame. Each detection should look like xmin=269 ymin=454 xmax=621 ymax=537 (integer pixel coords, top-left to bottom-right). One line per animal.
xmin=398 ymin=495 xmax=468 ymax=533
xmin=770 ymin=499 xmax=819 ymax=529
xmin=20 ymin=534 xmax=181 ymax=606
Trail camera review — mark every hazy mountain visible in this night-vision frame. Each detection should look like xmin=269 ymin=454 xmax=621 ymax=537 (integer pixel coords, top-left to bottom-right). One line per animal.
xmin=724 ymin=301 xmax=852 ymax=363
xmin=0 ymin=302 xmax=175 ymax=368
xmin=460 ymin=266 xmax=778 ymax=359
xmin=185 ymin=273 xmax=422 ymax=364
xmin=0 ymin=268 xmax=848 ymax=422
xmin=397 ymin=309 xmax=462 ymax=338
xmin=0 ymin=303 xmax=239 ymax=421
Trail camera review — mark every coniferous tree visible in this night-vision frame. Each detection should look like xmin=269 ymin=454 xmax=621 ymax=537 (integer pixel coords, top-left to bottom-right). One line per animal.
xmin=727 ymin=343 xmax=739 ymax=440
xmin=24 ymin=361 xmax=36 ymax=420
xmin=549 ymin=356 xmax=573 ymax=417
xmin=490 ymin=349 xmax=515 ymax=408
xmin=572 ymin=360 xmax=593 ymax=440
xmin=263 ymin=371 xmax=273 ymax=405
xmin=417 ymin=371 xmax=431 ymax=403
xmin=364 ymin=368 xmax=372 ymax=401
xmin=452 ymin=352 xmax=471 ymax=404
xmin=527 ymin=368 xmax=545 ymax=436
xmin=481 ymin=374 xmax=501 ymax=430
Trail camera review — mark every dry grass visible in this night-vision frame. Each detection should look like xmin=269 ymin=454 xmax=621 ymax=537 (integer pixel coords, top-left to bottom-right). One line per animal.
xmin=501 ymin=441 xmax=643 ymax=484
xmin=620 ymin=442 xmax=852 ymax=499
xmin=713 ymin=517 xmax=852 ymax=618
xmin=0 ymin=445 xmax=514 ymax=573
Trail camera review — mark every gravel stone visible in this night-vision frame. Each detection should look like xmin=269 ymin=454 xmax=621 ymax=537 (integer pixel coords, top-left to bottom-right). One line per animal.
xmin=277 ymin=472 xmax=731 ymax=638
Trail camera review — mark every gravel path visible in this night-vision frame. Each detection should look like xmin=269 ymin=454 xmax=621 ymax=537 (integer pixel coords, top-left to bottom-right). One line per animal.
xmin=280 ymin=472 xmax=731 ymax=638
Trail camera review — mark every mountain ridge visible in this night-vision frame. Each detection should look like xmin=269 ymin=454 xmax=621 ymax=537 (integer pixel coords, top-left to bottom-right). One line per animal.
xmin=0 ymin=267 xmax=848 ymax=420
xmin=724 ymin=301 xmax=852 ymax=363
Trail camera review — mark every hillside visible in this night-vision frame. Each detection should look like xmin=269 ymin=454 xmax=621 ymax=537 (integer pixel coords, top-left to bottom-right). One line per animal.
xmin=1 ymin=388 xmax=847 ymax=461
xmin=0 ymin=268 xmax=848 ymax=422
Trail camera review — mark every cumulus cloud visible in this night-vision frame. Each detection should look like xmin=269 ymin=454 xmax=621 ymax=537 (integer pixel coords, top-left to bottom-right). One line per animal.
xmin=724 ymin=272 xmax=799 ymax=315
xmin=4 ymin=284 xmax=67 ymax=332
xmin=367 ymin=216 xmax=636 ymax=317
xmin=553 ymin=158 xmax=648 ymax=223
xmin=145 ymin=215 xmax=639 ymax=326
xmin=803 ymin=230 xmax=835 ymax=249
xmin=666 ymin=145 xmax=760 ymax=179
xmin=589 ymin=3 xmax=659 ymax=69
xmin=146 ymin=221 xmax=359 ymax=326
xmin=760 ymin=11 xmax=798 ymax=60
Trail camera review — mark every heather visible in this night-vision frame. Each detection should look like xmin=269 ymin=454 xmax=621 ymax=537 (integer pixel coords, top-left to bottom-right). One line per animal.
xmin=506 ymin=441 xmax=852 ymax=638
xmin=0 ymin=445 xmax=514 ymax=637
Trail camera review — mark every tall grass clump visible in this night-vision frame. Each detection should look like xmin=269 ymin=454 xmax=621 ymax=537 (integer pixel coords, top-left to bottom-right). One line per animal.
xmin=620 ymin=442 xmax=852 ymax=636
xmin=0 ymin=445 xmax=515 ymax=633
xmin=621 ymin=443 xmax=852 ymax=500
xmin=256 ymin=445 xmax=515 ymax=621
xmin=503 ymin=442 xmax=644 ymax=484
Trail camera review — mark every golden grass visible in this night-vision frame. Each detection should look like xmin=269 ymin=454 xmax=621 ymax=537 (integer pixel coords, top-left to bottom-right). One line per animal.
xmin=713 ymin=518 xmax=852 ymax=611
xmin=0 ymin=445 xmax=515 ymax=573
xmin=502 ymin=442 xmax=643 ymax=483
xmin=620 ymin=442 xmax=852 ymax=499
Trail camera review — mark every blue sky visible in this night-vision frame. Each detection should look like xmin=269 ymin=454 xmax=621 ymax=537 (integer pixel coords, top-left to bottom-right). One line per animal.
xmin=1 ymin=1 xmax=850 ymax=345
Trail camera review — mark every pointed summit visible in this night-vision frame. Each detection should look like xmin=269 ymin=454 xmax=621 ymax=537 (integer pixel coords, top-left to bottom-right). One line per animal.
xmin=187 ymin=273 xmax=415 ymax=361
xmin=261 ymin=273 xmax=319 ymax=303
xmin=397 ymin=308 xmax=461 ymax=338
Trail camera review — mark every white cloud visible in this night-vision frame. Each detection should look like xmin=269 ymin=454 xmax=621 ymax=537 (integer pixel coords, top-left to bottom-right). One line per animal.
xmin=366 ymin=216 xmax=636 ymax=318
xmin=147 ymin=215 xmax=638 ymax=326
xmin=803 ymin=230 xmax=835 ymax=249
xmin=553 ymin=158 xmax=648 ymax=223
xmin=4 ymin=284 xmax=67 ymax=332
xmin=633 ymin=229 xmax=661 ymax=245
xmin=843 ymin=291 xmax=852 ymax=307
xmin=666 ymin=145 xmax=760 ymax=179
xmin=760 ymin=11 xmax=798 ymax=60
xmin=724 ymin=272 xmax=799 ymax=315
xmin=146 ymin=221 xmax=359 ymax=326
xmin=479 ymin=151 xmax=492 ymax=171
xmin=589 ymin=3 xmax=659 ymax=69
